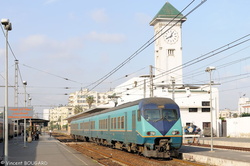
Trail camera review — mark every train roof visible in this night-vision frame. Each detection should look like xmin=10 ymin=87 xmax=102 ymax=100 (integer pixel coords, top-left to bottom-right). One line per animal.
xmin=66 ymin=97 xmax=176 ymax=122
xmin=65 ymin=107 xmax=109 ymax=123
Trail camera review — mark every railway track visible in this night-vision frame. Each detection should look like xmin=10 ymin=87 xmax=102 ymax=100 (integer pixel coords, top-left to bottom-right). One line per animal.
xmin=52 ymin=132 xmax=206 ymax=166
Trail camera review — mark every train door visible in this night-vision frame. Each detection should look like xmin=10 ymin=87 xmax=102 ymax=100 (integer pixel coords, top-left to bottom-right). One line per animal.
xmin=124 ymin=112 xmax=128 ymax=142
xmin=131 ymin=110 xmax=136 ymax=142
xmin=125 ymin=111 xmax=136 ymax=143
xmin=108 ymin=115 xmax=110 ymax=140
xmin=89 ymin=119 xmax=92 ymax=138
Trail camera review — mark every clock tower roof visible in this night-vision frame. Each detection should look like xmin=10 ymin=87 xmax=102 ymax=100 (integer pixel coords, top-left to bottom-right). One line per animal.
xmin=150 ymin=2 xmax=186 ymax=26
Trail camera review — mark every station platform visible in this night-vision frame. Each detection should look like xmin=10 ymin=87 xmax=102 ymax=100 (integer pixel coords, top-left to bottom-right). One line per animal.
xmin=0 ymin=134 xmax=100 ymax=166
xmin=180 ymin=137 xmax=250 ymax=166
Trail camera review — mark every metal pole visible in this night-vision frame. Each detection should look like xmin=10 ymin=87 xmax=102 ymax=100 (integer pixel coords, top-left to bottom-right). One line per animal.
xmin=24 ymin=82 xmax=27 ymax=147
xmin=209 ymin=71 xmax=213 ymax=151
xmin=171 ymin=77 xmax=175 ymax=101
xmin=28 ymin=94 xmax=32 ymax=143
xmin=143 ymin=79 xmax=146 ymax=98
xmin=14 ymin=60 xmax=19 ymax=142
xmin=4 ymin=27 xmax=9 ymax=165
xmin=149 ymin=65 xmax=154 ymax=97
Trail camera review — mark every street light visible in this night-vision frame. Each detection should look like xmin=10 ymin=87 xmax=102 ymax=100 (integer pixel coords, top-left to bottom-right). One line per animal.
xmin=1 ymin=18 xmax=12 ymax=164
xmin=205 ymin=66 xmax=216 ymax=152
xmin=23 ymin=81 xmax=28 ymax=147
xmin=27 ymin=94 xmax=32 ymax=143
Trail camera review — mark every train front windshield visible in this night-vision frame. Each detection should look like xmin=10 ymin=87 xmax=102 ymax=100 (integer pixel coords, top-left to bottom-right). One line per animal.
xmin=144 ymin=109 xmax=178 ymax=121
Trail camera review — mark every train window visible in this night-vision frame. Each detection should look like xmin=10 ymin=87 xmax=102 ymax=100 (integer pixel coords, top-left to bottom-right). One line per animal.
xmin=99 ymin=120 xmax=103 ymax=129
xmin=114 ymin=118 xmax=117 ymax=129
xmin=111 ymin=118 xmax=113 ymax=129
xmin=137 ymin=109 xmax=141 ymax=121
xmin=132 ymin=113 xmax=136 ymax=129
xmin=144 ymin=109 xmax=161 ymax=121
xmin=118 ymin=117 xmax=121 ymax=129
xmin=162 ymin=109 xmax=178 ymax=121
xmin=80 ymin=122 xmax=84 ymax=129
xmin=99 ymin=119 xmax=107 ymax=129
xmin=83 ymin=122 xmax=89 ymax=129
xmin=121 ymin=116 xmax=124 ymax=129
xmin=105 ymin=119 xmax=108 ymax=129
xmin=91 ymin=121 xmax=95 ymax=129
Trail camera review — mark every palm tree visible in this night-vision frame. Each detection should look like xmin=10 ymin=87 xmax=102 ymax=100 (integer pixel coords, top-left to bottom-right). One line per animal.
xmin=74 ymin=105 xmax=83 ymax=114
xmin=86 ymin=96 xmax=94 ymax=109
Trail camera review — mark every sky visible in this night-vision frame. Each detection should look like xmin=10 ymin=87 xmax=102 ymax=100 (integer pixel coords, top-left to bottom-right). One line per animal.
xmin=0 ymin=0 xmax=249 ymax=117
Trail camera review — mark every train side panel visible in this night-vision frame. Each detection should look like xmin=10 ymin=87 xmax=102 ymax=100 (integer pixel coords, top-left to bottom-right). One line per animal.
xmin=70 ymin=97 xmax=182 ymax=158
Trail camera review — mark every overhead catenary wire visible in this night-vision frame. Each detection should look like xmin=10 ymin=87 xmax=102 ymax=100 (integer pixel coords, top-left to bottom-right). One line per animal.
xmin=153 ymin=34 xmax=250 ymax=84
xmin=182 ymin=45 xmax=250 ymax=83
xmin=22 ymin=64 xmax=84 ymax=85
xmin=115 ymin=34 xmax=250 ymax=94
xmin=0 ymin=0 xmax=205 ymax=101
xmin=84 ymin=0 xmax=207 ymax=91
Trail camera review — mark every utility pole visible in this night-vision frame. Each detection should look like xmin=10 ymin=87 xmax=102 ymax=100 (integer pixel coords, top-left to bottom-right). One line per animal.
xmin=2 ymin=18 xmax=12 ymax=164
xmin=143 ymin=79 xmax=146 ymax=98
xmin=14 ymin=60 xmax=19 ymax=142
xmin=14 ymin=60 xmax=18 ymax=107
xmin=23 ymin=81 xmax=27 ymax=147
xmin=149 ymin=65 xmax=154 ymax=97
xmin=205 ymin=66 xmax=216 ymax=152
xmin=171 ymin=77 xmax=175 ymax=101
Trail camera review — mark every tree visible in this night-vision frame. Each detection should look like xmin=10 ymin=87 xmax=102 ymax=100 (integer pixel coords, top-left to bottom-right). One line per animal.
xmin=74 ymin=105 xmax=83 ymax=114
xmin=241 ymin=112 xmax=250 ymax=117
xmin=232 ymin=113 xmax=238 ymax=118
xmin=86 ymin=96 xmax=94 ymax=109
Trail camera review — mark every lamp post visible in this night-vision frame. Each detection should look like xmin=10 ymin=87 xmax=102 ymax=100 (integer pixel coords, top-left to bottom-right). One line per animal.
xmin=171 ymin=77 xmax=175 ymax=101
xmin=1 ymin=18 xmax=12 ymax=164
xmin=28 ymin=94 xmax=32 ymax=143
xmin=23 ymin=81 xmax=27 ymax=147
xmin=205 ymin=66 xmax=216 ymax=152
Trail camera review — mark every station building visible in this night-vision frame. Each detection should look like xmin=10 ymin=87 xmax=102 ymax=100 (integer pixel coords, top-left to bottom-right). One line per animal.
xmin=64 ymin=2 xmax=220 ymax=137
xmin=112 ymin=2 xmax=220 ymax=136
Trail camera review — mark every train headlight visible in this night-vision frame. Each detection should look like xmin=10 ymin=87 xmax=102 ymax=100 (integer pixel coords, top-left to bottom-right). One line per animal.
xmin=171 ymin=130 xmax=180 ymax=135
xmin=146 ymin=131 xmax=156 ymax=136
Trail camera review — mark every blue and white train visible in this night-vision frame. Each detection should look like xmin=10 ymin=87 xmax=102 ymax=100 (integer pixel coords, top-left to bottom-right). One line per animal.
xmin=70 ymin=97 xmax=182 ymax=158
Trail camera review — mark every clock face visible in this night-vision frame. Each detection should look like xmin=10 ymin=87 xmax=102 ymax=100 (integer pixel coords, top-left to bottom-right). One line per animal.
xmin=164 ymin=29 xmax=179 ymax=44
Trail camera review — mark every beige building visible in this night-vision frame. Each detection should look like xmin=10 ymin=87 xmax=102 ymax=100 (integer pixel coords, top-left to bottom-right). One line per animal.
xmin=49 ymin=106 xmax=74 ymax=130
xmin=238 ymin=97 xmax=250 ymax=114
xmin=219 ymin=109 xmax=238 ymax=119
xmin=68 ymin=89 xmax=114 ymax=110
xmin=48 ymin=89 xmax=115 ymax=131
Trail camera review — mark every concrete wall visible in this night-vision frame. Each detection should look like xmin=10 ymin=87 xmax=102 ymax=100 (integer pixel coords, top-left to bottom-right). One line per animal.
xmin=226 ymin=117 xmax=250 ymax=138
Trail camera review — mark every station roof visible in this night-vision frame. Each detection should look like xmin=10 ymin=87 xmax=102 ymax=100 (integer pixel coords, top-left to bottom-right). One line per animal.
xmin=17 ymin=118 xmax=49 ymax=126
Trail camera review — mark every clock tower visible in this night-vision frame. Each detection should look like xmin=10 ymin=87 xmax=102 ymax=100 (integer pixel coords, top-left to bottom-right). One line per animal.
xmin=150 ymin=2 xmax=186 ymax=86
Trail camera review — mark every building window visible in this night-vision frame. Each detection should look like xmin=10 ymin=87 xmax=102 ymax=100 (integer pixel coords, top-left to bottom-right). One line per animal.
xmin=168 ymin=49 xmax=175 ymax=56
xmin=189 ymin=108 xmax=198 ymax=112
xmin=203 ymin=122 xmax=210 ymax=129
xmin=202 ymin=101 xmax=210 ymax=106
xmin=202 ymin=108 xmax=210 ymax=112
